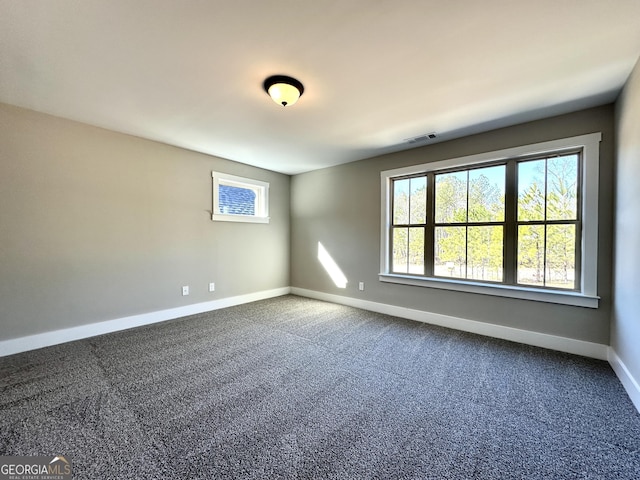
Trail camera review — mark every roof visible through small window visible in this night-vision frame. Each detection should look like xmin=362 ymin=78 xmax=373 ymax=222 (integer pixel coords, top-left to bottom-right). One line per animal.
xmin=212 ymin=172 xmax=270 ymax=224
xmin=219 ymin=184 xmax=256 ymax=216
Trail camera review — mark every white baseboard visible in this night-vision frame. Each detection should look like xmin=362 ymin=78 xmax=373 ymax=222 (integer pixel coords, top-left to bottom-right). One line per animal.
xmin=291 ymin=287 xmax=609 ymax=360
xmin=608 ymin=348 xmax=640 ymax=414
xmin=3 ymin=286 xmax=637 ymax=414
xmin=0 ymin=287 xmax=291 ymax=358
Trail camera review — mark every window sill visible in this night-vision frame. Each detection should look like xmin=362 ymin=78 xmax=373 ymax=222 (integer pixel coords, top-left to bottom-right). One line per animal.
xmin=378 ymin=273 xmax=599 ymax=308
xmin=211 ymin=214 xmax=270 ymax=224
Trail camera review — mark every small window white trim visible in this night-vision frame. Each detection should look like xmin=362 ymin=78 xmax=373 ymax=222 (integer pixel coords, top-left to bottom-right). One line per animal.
xmin=379 ymin=132 xmax=601 ymax=308
xmin=212 ymin=172 xmax=270 ymax=224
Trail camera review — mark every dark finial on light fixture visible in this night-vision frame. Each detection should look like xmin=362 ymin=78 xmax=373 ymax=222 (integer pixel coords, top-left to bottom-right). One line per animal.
xmin=263 ymin=75 xmax=304 ymax=107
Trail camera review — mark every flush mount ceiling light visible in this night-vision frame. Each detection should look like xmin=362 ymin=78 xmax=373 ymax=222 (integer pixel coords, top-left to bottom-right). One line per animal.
xmin=263 ymin=75 xmax=304 ymax=107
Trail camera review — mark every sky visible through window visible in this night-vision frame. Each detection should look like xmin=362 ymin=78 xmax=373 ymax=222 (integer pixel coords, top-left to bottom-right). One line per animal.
xmin=393 ymin=165 xmax=505 ymax=198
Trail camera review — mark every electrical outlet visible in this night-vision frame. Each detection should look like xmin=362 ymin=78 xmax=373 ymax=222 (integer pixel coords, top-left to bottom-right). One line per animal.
xmin=358 ymin=282 xmax=365 ymax=291
xmin=182 ymin=285 xmax=189 ymax=296
xmin=209 ymin=282 xmax=215 ymax=292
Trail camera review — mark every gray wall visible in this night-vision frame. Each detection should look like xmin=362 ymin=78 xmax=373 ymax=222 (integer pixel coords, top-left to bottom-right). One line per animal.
xmin=291 ymin=106 xmax=615 ymax=344
xmin=0 ymin=103 xmax=290 ymax=341
xmin=612 ymin=58 xmax=640 ymax=380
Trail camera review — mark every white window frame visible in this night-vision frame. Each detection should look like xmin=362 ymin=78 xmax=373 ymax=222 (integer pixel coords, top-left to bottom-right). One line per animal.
xmin=212 ymin=172 xmax=270 ymax=224
xmin=379 ymin=133 xmax=601 ymax=308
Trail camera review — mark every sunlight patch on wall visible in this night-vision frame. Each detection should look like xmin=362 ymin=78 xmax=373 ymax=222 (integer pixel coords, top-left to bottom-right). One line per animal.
xmin=318 ymin=242 xmax=348 ymax=288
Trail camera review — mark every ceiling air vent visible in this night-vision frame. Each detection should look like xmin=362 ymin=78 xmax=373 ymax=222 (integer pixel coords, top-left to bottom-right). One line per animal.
xmin=406 ymin=133 xmax=436 ymax=144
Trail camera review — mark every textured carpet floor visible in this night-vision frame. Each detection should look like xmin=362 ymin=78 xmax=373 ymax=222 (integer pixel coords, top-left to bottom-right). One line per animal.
xmin=1 ymin=295 xmax=639 ymax=479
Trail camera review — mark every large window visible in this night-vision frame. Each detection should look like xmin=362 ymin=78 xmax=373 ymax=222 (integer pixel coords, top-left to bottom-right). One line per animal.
xmin=212 ymin=172 xmax=269 ymax=223
xmin=380 ymin=133 xmax=601 ymax=308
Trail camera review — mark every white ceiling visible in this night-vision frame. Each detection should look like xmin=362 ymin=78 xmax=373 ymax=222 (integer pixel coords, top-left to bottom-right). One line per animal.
xmin=2 ymin=1 xmax=640 ymax=175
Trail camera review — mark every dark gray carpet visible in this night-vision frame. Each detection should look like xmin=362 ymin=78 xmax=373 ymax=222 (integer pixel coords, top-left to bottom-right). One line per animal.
xmin=1 ymin=295 xmax=639 ymax=479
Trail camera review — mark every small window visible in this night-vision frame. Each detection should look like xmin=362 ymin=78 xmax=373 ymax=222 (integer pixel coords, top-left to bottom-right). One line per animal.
xmin=212 ymin=172 xmax=269 ymax=223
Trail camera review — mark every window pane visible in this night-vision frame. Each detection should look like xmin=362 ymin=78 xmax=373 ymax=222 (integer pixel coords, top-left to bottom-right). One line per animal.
xmin=518 ymin=160 xmax=545 ymax=221
xmin=467 ymin=226 xmax=503 ymax=282
xmin=517 ymin=225 xmax=545 ymax=286
xmin=468 ymin=166 xmax=505 ymax=222
xmin=393 ymin=179 xmax=409 ymax=225
xmin=212 ymin=173 xmax=269 ymax=223
xmin=546 ymin=224 xmax=576 ymax=289
xmin=547 ymin=155 xmax=578 ymax=221
xmin=435 ymin=171 xmax=467 ymax=223
xmin=409 ymin=176 xmax=427 ymax=224
xmin=219 ymin=184 xmax=256 ymax=215
xmin=392 ymin=228 xmax=408 ymax=273
xmin=408 ymin=227 xmax=425 ymax=274
xmin=434 ymin=226 xmax=466 ymax=278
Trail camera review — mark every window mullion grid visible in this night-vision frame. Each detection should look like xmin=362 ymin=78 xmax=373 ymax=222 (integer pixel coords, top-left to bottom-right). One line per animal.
xmin=574 ymin=154 xmax=584 ymax=291
xmin=542 ymin=159 xmax=549 ymax=287
xmin=407 ymin=178 xmax=413 ymax=274
xmin=404 ymin=226 xmax=410 ymax=273
xmin=391 ymin=150 xmax=583 ymax=289
xmin=464 ymin=170 xmax=470 ymax=279
xmin=574 ymin=221 xmax=582 ymax=291
xmin=504 ymin=160 xmax=517 ymax=285
xmin=390 ymin=225 xmax=408 ymax=274
xmin=425 ymin=173 xmax=435 ymax=276
xmin=516 ymin=218 xmax=580 ymax=292
xmin=389 ymin=180 xmax=396 ymax=273
xmin=382 ymin=133 xmax=598 ymax=300
xmin=390 ymin=176 xmax=430 ymax=276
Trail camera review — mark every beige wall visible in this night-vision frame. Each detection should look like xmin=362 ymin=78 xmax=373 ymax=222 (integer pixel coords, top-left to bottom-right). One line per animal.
xmin=612 ymin=58 xmax=640 ymax=379
xmin=291 ymin=106 xmax=615 ymax=344
xmin=0 ymin=103 xmax=290 ymax=341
